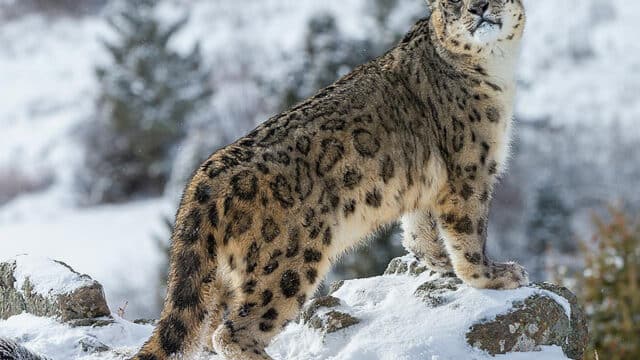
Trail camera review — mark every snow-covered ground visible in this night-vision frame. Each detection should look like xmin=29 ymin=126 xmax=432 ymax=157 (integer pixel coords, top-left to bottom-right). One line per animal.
xmin=0 ymin=313 xmax=152 ymax=360
xmin=1 ymin=0 xmax=639 ymax=320
xmin=0 ymin=269 xmax=571 ymax=360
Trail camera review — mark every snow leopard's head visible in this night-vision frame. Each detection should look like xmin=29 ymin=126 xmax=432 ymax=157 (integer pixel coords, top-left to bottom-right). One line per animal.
xmin=427 ymin=0 xmax=525 ymax=59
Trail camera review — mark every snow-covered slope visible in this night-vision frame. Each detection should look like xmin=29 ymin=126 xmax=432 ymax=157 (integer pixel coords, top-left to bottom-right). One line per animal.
xmin=0 ymin=313 xmax=151 ymax=360
xmin=0 ymin=258 xmax=580 ymax=360
xmin=270 ymin=272 xmax=571 ymax=360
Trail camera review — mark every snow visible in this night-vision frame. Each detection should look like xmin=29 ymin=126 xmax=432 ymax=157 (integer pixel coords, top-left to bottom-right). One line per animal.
xmin=0 ymin=271 xmax=572 ymax=360
xmin=270 ymin=272 xmax=570 ymax=360
xmin=11 ymin=255 xmax=95 ymax=296
xmin=0 ymin=313 xmax=152 ymax=360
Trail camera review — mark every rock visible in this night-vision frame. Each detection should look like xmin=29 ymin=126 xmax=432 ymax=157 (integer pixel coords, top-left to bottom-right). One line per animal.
xmin=133 ymin=318 xmax=159 ymax=326
xmin=535 ymin=282 xmax=590 ymax=360
xmin=308 ymin=310 xmax=360 ymax=334
xmin=384 ymin=255 xmax=429 ymax=276
xmin=414 ymin=276 xmax=463 ymax=307
xmin=78 ymin=335 xmax=110 ymax=353
xmin=386 ymin=255 xmax=588 ymax=358
xmin=466 ymin=284 xmax=589 ymax=359
xmin=68 ymin=317 xmax=115 ymax=328
xmin=301 ymin=295 xmax=360 ymax=334
xmin=275 ymin=254 xmax=588 ymax=359
xmin=327 ymin=280 xmax=344 ymax=295
xmin=0 ymin=337 xmax=48 ymax=360
xmin=0 ymin=255 xmax=111 ymax=323
xmin=301 ymin=295 xmax=341 ymax=323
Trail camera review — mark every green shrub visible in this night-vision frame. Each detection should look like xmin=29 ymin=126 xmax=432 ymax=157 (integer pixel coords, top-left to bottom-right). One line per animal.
xmin=579 ymin=208 xmax=640 ymax=360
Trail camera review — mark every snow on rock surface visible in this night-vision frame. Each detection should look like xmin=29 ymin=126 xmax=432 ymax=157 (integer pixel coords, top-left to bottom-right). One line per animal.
xmin=12 ymin=255 xmax=95 ymax=296
xmin=0 ymin=255 xmax=586 ymax=360
xmin=0 ymin=313 xmax=151 ymax=360
xmin=270 ymin=257 xmax=586 ymax=360
xmin=0 ymin=255 xmax=110 ymax=323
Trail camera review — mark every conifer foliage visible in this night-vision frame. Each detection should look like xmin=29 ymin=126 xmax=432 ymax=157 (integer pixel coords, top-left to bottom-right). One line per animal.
xmin=281 ymin=12 xmax=377 ymax=109
xmin=82 ymin=0 xmax=212 ymax=204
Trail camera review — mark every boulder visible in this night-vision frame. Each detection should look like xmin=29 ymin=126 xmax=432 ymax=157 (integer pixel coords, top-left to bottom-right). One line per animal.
xmin=300 ymin=295 xmax=360 ymax=334
xmin=308 ymin=310 xmax=360 ymax=334
xmin=465 ymin=290 xmax=585 ymax=358
xmin=414 ymin=275 xmax=462 ymax=307
xmin=385 ymin=255 xmax=589 ymax=359
xmin=273 ymin=260 xmax=591 ymax=359
xmin=0 ymin=337 xmax=48 ymax=360
xmin=384 ymin=254 xmax=430 ymax=276
xmin=0 ymin=255 xmax=111 ymax=324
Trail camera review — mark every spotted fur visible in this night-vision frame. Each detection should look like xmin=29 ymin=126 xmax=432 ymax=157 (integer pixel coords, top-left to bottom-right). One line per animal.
xmin=132 ymin=1 xmax=527 ymax=359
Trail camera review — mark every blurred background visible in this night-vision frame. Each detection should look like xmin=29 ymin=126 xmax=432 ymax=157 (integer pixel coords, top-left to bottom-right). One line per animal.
xmin=0 ymin=0 xmax=638 ymax=358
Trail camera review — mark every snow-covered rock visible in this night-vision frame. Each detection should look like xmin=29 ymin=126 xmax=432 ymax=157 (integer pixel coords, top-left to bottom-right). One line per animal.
xmin=0 ymin=255 xmax=587 ymax=359
xmin=270 ymin=256 xmax=587 ymax=360
xmin=0 ymin=255 xmax=110 ymax=324
xmin=0 ymin=337 xmax=48 ymax=360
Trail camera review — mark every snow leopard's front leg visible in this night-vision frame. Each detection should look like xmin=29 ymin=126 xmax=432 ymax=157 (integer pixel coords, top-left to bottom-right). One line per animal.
xmin=434 ymin=181 xmax=529 ymax=290
xmin=401 ymin=210 xmax=453 ymax=274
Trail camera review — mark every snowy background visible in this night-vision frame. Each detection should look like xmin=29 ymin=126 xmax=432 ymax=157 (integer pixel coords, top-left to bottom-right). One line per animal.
xmin=0 ymin=0 xmax=638 ymax=321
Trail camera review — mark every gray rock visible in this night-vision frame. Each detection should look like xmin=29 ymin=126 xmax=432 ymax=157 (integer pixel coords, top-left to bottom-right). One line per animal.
xmin=327 ymin=280 xmax=344 ymax=295
xmin=466 ymin=284 xmax=589 ymax=359
xmin=78 ymin=335 xmax=110 ymax=353
xmin=535 ymin=282 xmax=589 ymax=360
xmin=384 ymin=256 xmax=429 ymax=276
xmin=308 ymin=310 xmax=360 ymax=334
xmin=414 ymin=276 xmax=463 ymax=307
xmin=301 ymin=295 xmax=360 ymax=334
xmin=68 ymin=317 xmax=115 ymax=328
xmin=301 ymin=296 xmax=341 ymax=323
xmin=133 ymin=318 xmax=159 ymax=326
xmin=0 ymin=337 xmax=48 ymax=360
xmin=0 ymin=257 xmax=111 ymax=323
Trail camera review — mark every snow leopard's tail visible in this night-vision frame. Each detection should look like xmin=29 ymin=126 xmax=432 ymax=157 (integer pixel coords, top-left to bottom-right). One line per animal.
xmin=131 ymin=178 xmax=227 ymax=360
xmin=0 ymin=338 xmax=49 ymax=360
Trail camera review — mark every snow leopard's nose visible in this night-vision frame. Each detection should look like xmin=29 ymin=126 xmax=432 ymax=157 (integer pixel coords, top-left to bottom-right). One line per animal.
xmin=468 ymin=0 xmax=489 ymax=17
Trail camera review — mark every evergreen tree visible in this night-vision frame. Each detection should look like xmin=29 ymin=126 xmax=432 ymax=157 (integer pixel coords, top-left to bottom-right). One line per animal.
xmin=281 ymin=12 xmax=378 ymax=108
xmin=81 ymin=0 xmax=213 ymax=203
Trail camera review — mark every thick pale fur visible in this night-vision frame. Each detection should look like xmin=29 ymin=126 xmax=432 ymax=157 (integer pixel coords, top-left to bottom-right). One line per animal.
xmin=132 ymin=1 xmax=527 ymax=359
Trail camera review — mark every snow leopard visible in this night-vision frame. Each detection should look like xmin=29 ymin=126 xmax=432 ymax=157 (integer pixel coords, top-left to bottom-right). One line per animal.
xmin=133 ymin=0 xmax=528 ymax=359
